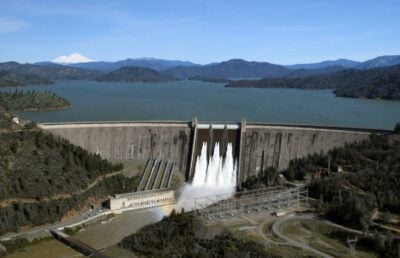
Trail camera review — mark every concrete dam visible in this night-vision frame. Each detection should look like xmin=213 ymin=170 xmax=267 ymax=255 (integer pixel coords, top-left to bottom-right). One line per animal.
xmin=39 ymin=119 xmax=389 ymax=184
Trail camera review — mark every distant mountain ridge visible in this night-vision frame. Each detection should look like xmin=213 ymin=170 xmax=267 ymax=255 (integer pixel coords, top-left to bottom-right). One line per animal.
xmin=67 ymin=58 xmax=199 ymax=71
xmin=226 ymin=64 xmax=400 ymax=100
xmin=357 ymin=55 xmax=400 ymax=69
xmin=0 ymin=54 xmax=399 ymax=87
xmin=97 ymin=66 xmax=178 ymax=83
xmin=286 ymin=59 xmax=360 ymax=69
xmin=0 ymin=61 xmax=99 ymax=80
xmin=164 ymin=59 xmax=290 ymax=79
xmin=0 ymin=70 xmax=52 ymax=87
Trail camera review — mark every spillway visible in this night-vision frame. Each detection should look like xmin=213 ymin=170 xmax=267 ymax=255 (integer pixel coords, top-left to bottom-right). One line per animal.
xmin=192 ymin=142 xmax=237 ymax=188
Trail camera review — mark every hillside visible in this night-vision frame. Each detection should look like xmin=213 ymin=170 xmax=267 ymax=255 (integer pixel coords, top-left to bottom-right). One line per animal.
xmin=357 ymin=55 xmax=400 ymax=69
xmin=226 ymin=64 xmax=400 ymax=100
xmin=0 ymin=90 xmax=70 ymax=110
xmin=0 ymin=129 xmax=135 ymax=234
xmin=97 ymin=66 xmax=179 ymax=83
xmin=0 ymin=108 xmax=22 ymax=132
xmin=0 ymin=62 xmax=100 ymax=81
xmin=0 ymin=71 xmax=52 ymax=87
xmin=287 ymin=59 xmax=360 ymax=69
xmin=69 ymin=58 xmax=199 ymax=71
xmin=164 ymin=59 xmax=290 ymax=79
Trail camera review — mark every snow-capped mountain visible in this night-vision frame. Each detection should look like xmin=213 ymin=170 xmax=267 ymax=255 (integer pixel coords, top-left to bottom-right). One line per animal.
xmin=52 ymin=53 xmax=94 ymax=64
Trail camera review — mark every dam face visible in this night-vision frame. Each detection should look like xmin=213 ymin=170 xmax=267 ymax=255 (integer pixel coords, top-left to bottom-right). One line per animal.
xmin=39 ymin=120 xmax=388 ymax=184
xmin=39 ymin=122 xmax=193 ymax=174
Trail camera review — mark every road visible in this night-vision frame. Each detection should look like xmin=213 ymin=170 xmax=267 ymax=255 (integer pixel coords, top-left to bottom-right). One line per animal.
xmin=270 ymin=213 xmax=369 ymax=258
xmin=271 ymin=214 xmax=334 ymax=258
xmin=0 ymin=208 xmax=108 ymax=241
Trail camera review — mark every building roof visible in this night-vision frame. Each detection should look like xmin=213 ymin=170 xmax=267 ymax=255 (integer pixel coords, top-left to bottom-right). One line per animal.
xmin=113 ymin=189 xmax=174 ymax=199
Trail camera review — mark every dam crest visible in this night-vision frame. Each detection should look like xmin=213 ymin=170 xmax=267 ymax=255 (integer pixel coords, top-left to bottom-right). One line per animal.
xmin=39 ymin=118 xmax=389 ymax=185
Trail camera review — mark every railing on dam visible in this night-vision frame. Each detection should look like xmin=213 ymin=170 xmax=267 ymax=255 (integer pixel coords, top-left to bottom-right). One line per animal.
xmin=38 ymin=119 xmax=392 ymax=133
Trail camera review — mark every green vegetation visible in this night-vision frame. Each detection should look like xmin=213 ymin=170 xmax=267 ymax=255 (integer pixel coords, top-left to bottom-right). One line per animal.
xmin=0 ymin=108 xmax=21 ymax=132
xmin=63 ymin=225 xmax=83 ymax=236
xmin=0 ymin=71 xmax=52 ymax=87
xmin=394 ymin=123 xmax=400 ymax=134
xmin=281 ymin=220 xmax=378 ymax=258
xmin=119 ymin=210 xmax=278 ymax=257
xmin=0 ymin=90 xmax=69 ymax=110
xmin=97 ymin=66 xmax=178 ymax=83
xmin=0 ymin=129 xmax=137 ymax=234
xmin=241 ymin=167 xmax=279 ymax=190
xmin=0 ymin=130 xmax=123 ymax=199
xmin=277 ymin=134 xmax=400 ymax=256
xmin=0 ymin=61 xmax=99 ymax=81
xmin=0 ymin=236 xmax=53 ymax=255
xmin=226 ymin=64 xmax=400 ymax=100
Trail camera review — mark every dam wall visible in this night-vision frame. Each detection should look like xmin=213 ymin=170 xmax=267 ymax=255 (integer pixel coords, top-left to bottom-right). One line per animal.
xmin=39 ymin=120 xmax=390 ymax=184
xmin=238 ymin=122 xmax=385 ymax=182
xmin=39 ymin=122 xmax=193 ymax=174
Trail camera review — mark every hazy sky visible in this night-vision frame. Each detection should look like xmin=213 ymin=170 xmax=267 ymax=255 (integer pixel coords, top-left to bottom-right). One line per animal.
xmin=1 ymin=0 xmax=399 ymax=64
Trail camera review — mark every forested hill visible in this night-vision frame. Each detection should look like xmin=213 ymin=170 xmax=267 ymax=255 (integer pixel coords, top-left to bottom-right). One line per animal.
xmin=283 ymin=132 xmax=400 ymax=229
xmin=0 ymin=62 xmax=99 ymax=81
xmin=119 ymin=211 xmax=277 ymax=257
xmin=225 ymin=64 xmax=400 ymax=100
xmin=0 ymin=71 xmax=52 ymax=87
xmin=97 ymin=66 xmax=179 ymax=83
xmin=280 ymin=131 xmax=400 ymax=257
xmin=0 ymin=90 xmax=70 ymax=110
xmin=0 ymin=129 xmax=135 ymax=234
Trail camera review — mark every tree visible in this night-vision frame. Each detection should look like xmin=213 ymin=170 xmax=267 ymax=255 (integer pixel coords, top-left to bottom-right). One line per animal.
xmin=394 ymin=123 xmax=400 ymax=134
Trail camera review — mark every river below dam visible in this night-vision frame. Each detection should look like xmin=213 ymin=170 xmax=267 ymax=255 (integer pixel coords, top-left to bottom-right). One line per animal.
xmin=5 ymin=80 xmax=400 ymax=129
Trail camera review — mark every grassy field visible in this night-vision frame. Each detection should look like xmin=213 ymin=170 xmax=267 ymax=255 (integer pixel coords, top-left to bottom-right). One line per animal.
xmin=6 ymin=239 xmax=82 ymax=258
xmin=281 ymin=219 xmax=378 ymax=258
xmin=74 ymin=208 xmax=168 ymax=250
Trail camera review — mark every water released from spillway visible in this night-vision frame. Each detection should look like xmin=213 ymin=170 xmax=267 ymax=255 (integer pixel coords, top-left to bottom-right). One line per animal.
xmin=192 ymin=142 xmax=237 ymax=188
xmin=176 ymin=142 xmax=237 ymax=210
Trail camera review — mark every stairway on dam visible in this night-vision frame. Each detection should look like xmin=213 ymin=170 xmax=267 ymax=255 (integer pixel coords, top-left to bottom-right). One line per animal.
xmin=137 ymin=158 xmax=175 ymax=191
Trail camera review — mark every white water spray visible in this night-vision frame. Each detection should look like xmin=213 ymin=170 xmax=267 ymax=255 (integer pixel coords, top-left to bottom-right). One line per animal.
xmin=176 ymin=142 xmax=237 ymax=210
xmin=192 ymin=142 xmax=237 ymax=188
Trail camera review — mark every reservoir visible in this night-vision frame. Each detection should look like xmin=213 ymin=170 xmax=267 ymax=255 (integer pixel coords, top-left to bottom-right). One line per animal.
xmin=6 ymin=80 xmax=400 ymax=129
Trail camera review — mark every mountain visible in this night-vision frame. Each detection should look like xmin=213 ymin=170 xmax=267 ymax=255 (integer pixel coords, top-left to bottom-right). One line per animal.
xmin=287 ymin=59 xmax=360 ymax=69
xmin=97 ymin=66 xmax=178 ymax=83
xmin=0 ymin=70 xmax=52 ymax=87
xmin=164 ymin=59 xmax=290 ymax=79
xmin=226 ymin=64 xmax=400 ymax=100
xmin=52 ymin=53 xmax=94 ymax=64
xmin=286 ymin=65 xmax=347 ymax=78
xmin=0 ymin=61 xmax=100 ymax=80
xmin=70 ymin=58 xmax=199 ymax=71
xmin=357 ymin=55 xmax=400 ymax=69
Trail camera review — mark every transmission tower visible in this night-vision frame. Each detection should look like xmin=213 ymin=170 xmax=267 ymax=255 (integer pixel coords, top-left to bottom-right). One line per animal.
xmin=347 ymin=236 xmax=358 ymax=255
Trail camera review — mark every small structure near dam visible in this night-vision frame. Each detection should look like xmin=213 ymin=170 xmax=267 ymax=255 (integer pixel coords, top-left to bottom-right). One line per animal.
xmin=108 ymin=189 xmax=175 ymax=211
xmin=39 ymin=118 xmax=389 ymax=186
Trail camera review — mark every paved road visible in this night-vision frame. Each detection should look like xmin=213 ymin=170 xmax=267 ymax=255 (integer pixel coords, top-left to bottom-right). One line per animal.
xmin=270 ymin=213 xmax=371 ymax=258
xmin=0 ymin=208 xmax=107 ymax=241
xmin=271 ymin=214 xmax=334 ymax=258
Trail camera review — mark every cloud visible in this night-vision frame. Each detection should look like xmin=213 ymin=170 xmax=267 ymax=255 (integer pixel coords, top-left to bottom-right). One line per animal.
xmin=0 ymin=17 xmax=28 ymax=33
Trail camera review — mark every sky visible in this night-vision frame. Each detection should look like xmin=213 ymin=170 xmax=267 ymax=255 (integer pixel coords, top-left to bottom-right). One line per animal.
xmin=0 ymin=0 xmax=399 ymax=64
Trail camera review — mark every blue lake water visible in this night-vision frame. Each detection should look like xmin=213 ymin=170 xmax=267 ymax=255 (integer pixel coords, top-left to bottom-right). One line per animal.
xmin=4 ymin=80 xmax=400 ymax=129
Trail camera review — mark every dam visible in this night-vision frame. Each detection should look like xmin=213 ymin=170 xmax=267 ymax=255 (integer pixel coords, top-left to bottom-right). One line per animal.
xmin=39 ymin=118 xmax=389 ymax=185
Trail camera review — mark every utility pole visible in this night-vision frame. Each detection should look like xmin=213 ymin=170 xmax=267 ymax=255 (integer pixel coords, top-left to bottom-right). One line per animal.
xmin=328 ymin=155 xmax=331 ymax=175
